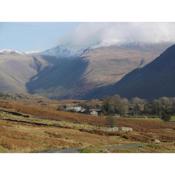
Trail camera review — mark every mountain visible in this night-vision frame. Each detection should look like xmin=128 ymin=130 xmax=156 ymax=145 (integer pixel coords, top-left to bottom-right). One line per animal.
xmin=84 ymin=44 xmax=175 ymax=99
xmin=26 ymin=43 xmax=171 ymax=99
xmin=80 ymin=43 xmax=171 ymax=86
xmin=0 ymin=43 xmax=172 ymax=99
xmin=0 ymin=49 xmax=25 ymax=55
xmin=41 ymin=45 xmax=84 ymax=58
xmin=26 ymin=55 xmax=89 ymax=98
xmin=0 ymin=51 xmax=48 ymax=94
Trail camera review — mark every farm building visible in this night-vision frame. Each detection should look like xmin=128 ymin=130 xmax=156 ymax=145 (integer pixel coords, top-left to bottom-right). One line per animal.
xmin=64 ymin=105 xmax=86 ymax=113
xmin=89 ymin=108 xmax=102 ymax=116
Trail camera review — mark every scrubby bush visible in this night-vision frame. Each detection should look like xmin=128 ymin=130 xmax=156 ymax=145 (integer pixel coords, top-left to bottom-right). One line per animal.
xmin=160 ymin=111 xmax=172 ymax=122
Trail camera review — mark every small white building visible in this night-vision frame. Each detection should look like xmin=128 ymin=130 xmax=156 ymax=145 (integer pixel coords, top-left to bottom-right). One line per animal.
xmin=89 ymin=108 xmax=102 ymax=116
xmin=65 ymin=105 xmax=86 ymax=113
xmin=90 ymin=110 xmax=98 ymax=116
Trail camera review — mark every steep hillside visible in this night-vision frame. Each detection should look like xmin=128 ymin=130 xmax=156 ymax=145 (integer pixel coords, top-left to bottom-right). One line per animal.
xmin=82 ymin=43 xmax=171 ymax=86
xmin=27 ymin=56 xmax=90 ymax=98
xmin=27 ymin=43 xmax=171 ymax=99
xmin=0 ymin=51 xmax=48 ymax=93
xmin=85 ymin=44 xmax=175 ymax=99
xmin=0 ymin=43 xmax=172 ymax=99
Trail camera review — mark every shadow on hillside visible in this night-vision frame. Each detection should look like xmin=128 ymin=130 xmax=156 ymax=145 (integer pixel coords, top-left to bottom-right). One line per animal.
xmin=26 ymin=55 xmax=89 ymax=98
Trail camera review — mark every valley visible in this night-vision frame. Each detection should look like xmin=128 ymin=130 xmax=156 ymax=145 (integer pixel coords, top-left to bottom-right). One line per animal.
xmin=0 ymin=25 xmax=175 ymax=153
xmin=0 ymin=42 xmax=171 ymax=99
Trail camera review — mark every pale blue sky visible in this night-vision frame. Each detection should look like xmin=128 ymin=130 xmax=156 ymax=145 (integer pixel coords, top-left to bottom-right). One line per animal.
xmin=0 ymin=22 xmax=79 ymax=52
xmin=1 ymin=23 xmax=175 ymax=52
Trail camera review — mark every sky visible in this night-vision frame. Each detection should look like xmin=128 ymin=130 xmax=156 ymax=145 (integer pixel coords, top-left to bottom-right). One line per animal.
xmin=1 ymin=22 xmax=175 ymax=52
xmin=0 ymin=22 xmax=79 ymax=52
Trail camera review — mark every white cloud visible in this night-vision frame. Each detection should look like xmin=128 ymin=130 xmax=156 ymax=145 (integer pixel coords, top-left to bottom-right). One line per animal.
xmin=60 ymin=22 xmax=175 ymax=48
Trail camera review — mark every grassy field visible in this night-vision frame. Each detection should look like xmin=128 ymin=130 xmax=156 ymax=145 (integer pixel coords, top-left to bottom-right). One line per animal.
xmin=0 ymin=99 xmax=175 ymax=153
xmin=171 ymin=116 xmax=175 ymax=121
xmin=0 ymin=112 xmax=129 ymax=153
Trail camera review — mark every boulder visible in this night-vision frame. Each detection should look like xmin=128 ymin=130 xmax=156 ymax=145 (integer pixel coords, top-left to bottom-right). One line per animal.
xmin=101 ymin=126 xmax=133 ymax=133
xmin=119 ymin=127 xmax=133 ymax=132
xmin=154 ymin=139 xmax=161 ymax=144
xmin=105 ymin=127 xmax=119 ymax=132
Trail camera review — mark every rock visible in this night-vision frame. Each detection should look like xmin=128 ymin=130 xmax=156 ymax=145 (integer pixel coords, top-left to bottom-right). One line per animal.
xmin=101 ymin=126 xmax=133 ymax=133
xmin=103 ymin=149 xmax=110 ymax=153
xmin=105 ymin=127 xmax=119 ymax=132
xmin=154 ymin=139 xmax=161 ymax=144
xmin=119 ymin=127 xmax=133 ymax=132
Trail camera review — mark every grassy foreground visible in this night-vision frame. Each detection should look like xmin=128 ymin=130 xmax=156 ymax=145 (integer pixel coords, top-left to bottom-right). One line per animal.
xmin=0 ymin=99 xmax=175 ymax=153
xmin=0 ymin=111 xmax=130 ymax=153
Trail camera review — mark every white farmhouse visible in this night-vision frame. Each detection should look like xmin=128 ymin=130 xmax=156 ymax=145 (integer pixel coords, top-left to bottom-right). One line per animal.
xmin=90 ymin=110 xmax=98 ymax=116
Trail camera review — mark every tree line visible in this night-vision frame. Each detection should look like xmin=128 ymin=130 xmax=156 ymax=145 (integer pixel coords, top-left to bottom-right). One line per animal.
xmin=102 ymin=95 xmax=175 ymax=121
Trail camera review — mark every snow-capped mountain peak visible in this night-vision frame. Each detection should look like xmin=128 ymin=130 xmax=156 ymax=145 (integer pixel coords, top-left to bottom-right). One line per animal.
xmin=41 ymin=45 xmax=87 ymax=58
xmin=0 ymin=49 xmax=25 ymax=55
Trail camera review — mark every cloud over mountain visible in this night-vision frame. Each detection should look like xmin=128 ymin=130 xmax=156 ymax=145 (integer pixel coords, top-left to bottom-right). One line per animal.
xmin=60 ymin=23 xmax=175 ymax=48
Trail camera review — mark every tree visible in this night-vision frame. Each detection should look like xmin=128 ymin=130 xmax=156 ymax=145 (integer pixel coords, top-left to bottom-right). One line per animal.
xmin=144 ymin=102 xmax=154 ymax=115
xmin=102 ymin=95 xmax=129 ymax=116
xmin=157 ymin=97 xmax=173 ymax=122
xmin=152 ymin=99 xmax=161 ymax=116
xmin=130 ymin=97 xmax=146 ymax=115
xmin=160 ymin=110 xmax=172 ymax=122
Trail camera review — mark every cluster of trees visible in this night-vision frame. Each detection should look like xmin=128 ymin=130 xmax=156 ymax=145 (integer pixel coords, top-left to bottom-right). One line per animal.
xmin=102 ymin=95 xmax=175 ymax=121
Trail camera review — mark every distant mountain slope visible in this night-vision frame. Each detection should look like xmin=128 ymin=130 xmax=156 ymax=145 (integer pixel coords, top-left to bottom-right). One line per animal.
xmin=42 ymin=45 xmax=83 ymax=58
xmin=0 ymin=51 xmax=48 ymax=94
xmin=27 ymin=43 xmax=171 ymax=99
xmin=85 ymin=44 xmax=175 ymax=99
xmin=0 ymin=43 xmax=172 ymax=99
xmin=26 ymin=56 xmax=90 ymax=98
xmin=81 ymin=43 xmax=171 ymax=86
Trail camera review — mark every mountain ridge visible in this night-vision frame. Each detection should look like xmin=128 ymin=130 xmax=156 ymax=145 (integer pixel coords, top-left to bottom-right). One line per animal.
xmin=84 ymin=44 xmax=175 ymax=99
xmin=0 ymin=42 xmax=173 ymax=99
